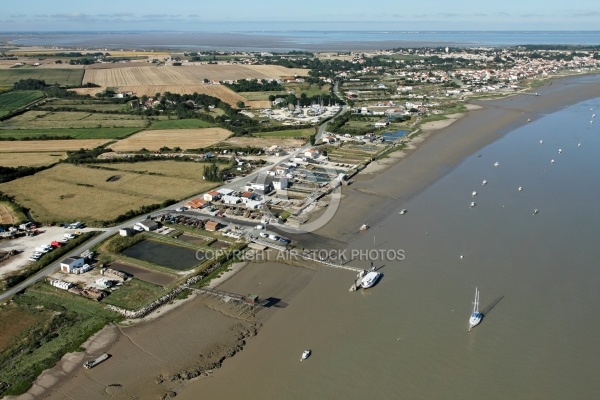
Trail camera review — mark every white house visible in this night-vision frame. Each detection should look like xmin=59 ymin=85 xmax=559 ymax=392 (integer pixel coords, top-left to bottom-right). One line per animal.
xmin=217 ymin=188 xmax=234 ymax=196
xmin=60 ymin=257 xmax=86 ymax=273
xmin=203 ymin=190 xmax=221 ymax=202
xmin=304 ymin=148 xmax=320 ymax=159
xmin=271 ymin=177 xmax=288 ymax=190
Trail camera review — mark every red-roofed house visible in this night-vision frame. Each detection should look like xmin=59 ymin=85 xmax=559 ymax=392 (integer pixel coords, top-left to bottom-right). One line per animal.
xmin=203 ymin=190 xmax=221 ymax=202
xmin=185 ymin=197 xmax=210 ymax=209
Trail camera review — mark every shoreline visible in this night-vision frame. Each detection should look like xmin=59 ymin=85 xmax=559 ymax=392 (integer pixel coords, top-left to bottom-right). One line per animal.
xmin=9 ymin=73 xmax=600 ymax=399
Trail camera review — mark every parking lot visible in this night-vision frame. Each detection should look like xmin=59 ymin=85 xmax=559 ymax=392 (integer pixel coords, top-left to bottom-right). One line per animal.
xmin=0 ymin=226 xmax=97 ymax=279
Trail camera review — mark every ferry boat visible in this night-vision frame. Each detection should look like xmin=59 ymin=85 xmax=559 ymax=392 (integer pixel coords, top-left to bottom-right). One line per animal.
xmin=83 ymin=353 xmax=109 ymax=369
xmin=360 ymin=271 xmax=381 ymax=289
xmin=468 ymin=288 xmax=482 ymax=331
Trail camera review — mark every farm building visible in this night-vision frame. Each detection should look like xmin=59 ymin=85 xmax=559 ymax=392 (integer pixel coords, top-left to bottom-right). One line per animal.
xmin=49 ymin=279 xmax=73 ymax=290
xmin=135 ymin=220 xmax=160 ymax=231
xmin=60 ymin=257 xmax=86 ymax=273
xmin=185 ymin=197 xmax=210 ymax=209
xmin=204 ymin=221 xmax=221 ymax=232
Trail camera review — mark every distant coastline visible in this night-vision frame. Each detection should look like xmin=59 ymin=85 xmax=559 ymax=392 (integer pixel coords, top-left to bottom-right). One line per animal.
xmin=2 ymin=30 xmax=600 ymax=52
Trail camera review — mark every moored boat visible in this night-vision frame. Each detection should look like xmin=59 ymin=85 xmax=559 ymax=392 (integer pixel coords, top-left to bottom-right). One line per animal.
xmin=301 ymin=349 xmax=311 ymax=361
xmin=360 ymin=271 xmax=381 ymax=289
xmin=468 ymin=288 xmax=482 ymax=331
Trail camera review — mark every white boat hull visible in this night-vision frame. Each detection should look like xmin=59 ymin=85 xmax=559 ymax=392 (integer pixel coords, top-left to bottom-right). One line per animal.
xmin=360 ymin=271 xmax=381 ymax=289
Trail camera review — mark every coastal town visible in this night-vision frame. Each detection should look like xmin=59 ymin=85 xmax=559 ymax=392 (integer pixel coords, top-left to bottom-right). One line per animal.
xmin=1 ymin=35 xmax=600 ymax=399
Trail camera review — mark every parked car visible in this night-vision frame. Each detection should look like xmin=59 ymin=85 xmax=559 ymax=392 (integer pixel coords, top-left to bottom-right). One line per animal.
xmin=259 ymin=232 xmax=268 ymax=238
xmin=268 ymin=234 xmax=280 ymax=241
xmin=278 ymin=238 xmax=291 ymax=245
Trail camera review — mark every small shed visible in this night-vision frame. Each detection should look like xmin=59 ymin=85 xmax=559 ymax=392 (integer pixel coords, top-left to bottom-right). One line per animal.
xmin=119 ymin=228 xmax=134 ymax=237
xmin=204 ymin=221 xmax=221 ymax=232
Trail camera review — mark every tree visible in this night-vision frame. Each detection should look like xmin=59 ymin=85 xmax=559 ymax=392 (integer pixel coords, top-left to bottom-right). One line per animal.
xmin=236 ymin=100 xmax=246 ymax=109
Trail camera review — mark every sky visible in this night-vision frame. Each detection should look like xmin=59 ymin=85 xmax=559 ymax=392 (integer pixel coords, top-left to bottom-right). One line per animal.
xmin=2 ymin=0 xmax=600 ymax=31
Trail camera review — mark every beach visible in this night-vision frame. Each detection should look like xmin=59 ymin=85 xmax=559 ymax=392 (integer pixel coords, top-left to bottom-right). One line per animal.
xmin=10 ymin=74 xmax=600 ymax=400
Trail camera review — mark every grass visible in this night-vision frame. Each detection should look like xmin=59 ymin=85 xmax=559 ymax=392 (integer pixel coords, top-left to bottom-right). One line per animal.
xmin=0 ymin=282 xmax=120 ymax=396
xmin=0 ymin=200 xmax=27 ymax=224
xmin=0 ymin=90 xmax=45 ymax=118
xmin=149 ymin=118 xmax=216 ymax=129
xmin=0 ymin=68 xmax=84 ymax=87
xmin=38 ymin=99 xmax=130 ymax=112
xmin=0 ymin=163 xmax=218 ymax=224
xmin=0 ymin=127 xmax=141 ymax=140
xmin=101 ymin=279 xmax=166 ymax=309
xmin=0 ymin=110 xmax=150 ymax=130
xmin=253 ymin=128 xmax=313 ymax=137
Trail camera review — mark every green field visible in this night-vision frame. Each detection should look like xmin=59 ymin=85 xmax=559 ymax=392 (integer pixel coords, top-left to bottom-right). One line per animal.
xmin=38 ymin=99 xmax=129 ymax=112
xmin=0 ymin=127 xmax=140 ymax=140
xmin=149 ymin=118 xmax=216 ymax=129
xmin=240 ymin=83 xmax=331 ymax=101
xmin=0 ymin=90 xmax=45 ymax=117
xmin=101 ymin=279 xmax=165 ymax=309
xmin=254 ymin=128 xmax=313 ymax=137
xmin=0 ymin=68 xmax=84 ymax=87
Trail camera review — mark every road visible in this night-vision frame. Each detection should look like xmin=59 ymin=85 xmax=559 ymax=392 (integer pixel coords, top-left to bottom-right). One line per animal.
xmin=0 ymin=94 xmax=349 ymax=302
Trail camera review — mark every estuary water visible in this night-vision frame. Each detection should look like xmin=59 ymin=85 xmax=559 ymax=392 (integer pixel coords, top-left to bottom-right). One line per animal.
xmin=179 ymin=92 xmax=600 ymax=399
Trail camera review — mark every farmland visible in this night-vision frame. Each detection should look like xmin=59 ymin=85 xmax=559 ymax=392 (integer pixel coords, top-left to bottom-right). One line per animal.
xmin=0 ymin=90 xmax=45 ymax=118
xmin=37 ymin=98 xmax=130 ymax=112
xmin=78 ymin=64 xmax=308 ymax=106
xmin=83 ymin=64 xmax=307 ymax=86
xmin=149 ymin=118 xmax=216 ymax=129
xmin=0 ymin=202 xmax=21 ymax=224
xmin=0 ymin=68 xmax=84 ymax=87
xmin=253 ymin=128 xmax=313 ymax=138
xmin=0 ymin=110 xmax=149 ymax=129
xmin=0 ymin=152 xmax=65 ymax=167
xmin=110 ymin=127 xmax=232 ymax=151
xmin=222 ymin=136 xmax=306 ymax=148
xmin=0 ymin=139 xmax=110 ymax=152
xmin=0 ymin=162 xmax=218 ymax=223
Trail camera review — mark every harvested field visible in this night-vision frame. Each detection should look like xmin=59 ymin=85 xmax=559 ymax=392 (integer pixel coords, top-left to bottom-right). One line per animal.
xmin=0 ymin=152 xmax=65 ymax=167
xmin=0 ymin=139 xmax=110 ymax=152
xmin=247 ymin=100 xmax=271 ymax=109
xmin=83 ymin=64 xmax=307 ymax=87
xmin=0 ymin=163 xmax=218 ymax=223
xmin=71 ymin=84 xmax=248 ymax=107
xmin=0 ymin=203 xmax=17 ymax=224
xmin=110 ymin=127 xmax=232 ymax=151
xmin=221 ymin=136 xmax=306 ymax=148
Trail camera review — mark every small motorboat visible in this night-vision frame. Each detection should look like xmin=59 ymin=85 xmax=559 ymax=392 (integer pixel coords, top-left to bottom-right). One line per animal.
xmin=540 ymin=140 xmax=544 ymax=144
xmin=533 ymin=209 xmax=539 ymax=215
xmin=301 ymin=349 xmax=311 ymax=361
xmin=470 ymin=202 xmax=476 ymax=208
xmin=493 ymin=162 xmax=500 ymax=167
xmin=518 ymin=186 xmax=523 ymax=191
xmin=399 ymin=209 xmax=407 ymax=215
xmin=558 ymin=148 xmax=562 ymax=154
xmin=359 ymin=223 xmax=369 ymax=231
xmin=482 ymin=180 xmax=487 ymax=186
xmin=472 ymin=191 xmax=477 ymax=197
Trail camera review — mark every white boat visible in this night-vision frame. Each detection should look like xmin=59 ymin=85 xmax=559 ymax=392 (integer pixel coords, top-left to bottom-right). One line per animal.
xmin=468 ymin=288 xmax=482 ymax=331
xmin=399 ymin=209 xmax=407 ymax=215
xmin=493 ymin=162 xmax=500 ymax=167
xmin=301 ymin=349 xmax=311 ymax=361
xmin=359 ymin=223 xmax=369 ymax=231
xmin=360 ymin=271 xmax=381 ymax=289
xmin=470 ymin=202 xmax=476 ymax=208
xmin=471 ymin=191 xmax=477 ymax=197
xmin=482 ymin=180 xmax=487 ymax=185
